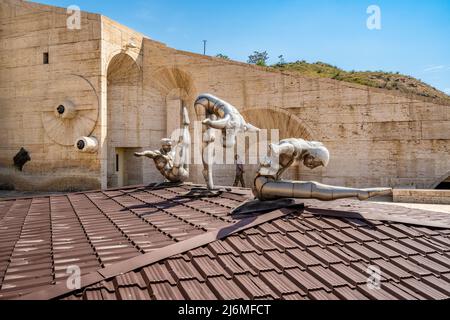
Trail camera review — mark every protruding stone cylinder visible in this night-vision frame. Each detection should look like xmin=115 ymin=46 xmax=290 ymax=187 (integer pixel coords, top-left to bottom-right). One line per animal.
xmin=55 ymin=100 xmax=77 ymax=119
xmin=75 ymin=136 xmax=98 ymax=153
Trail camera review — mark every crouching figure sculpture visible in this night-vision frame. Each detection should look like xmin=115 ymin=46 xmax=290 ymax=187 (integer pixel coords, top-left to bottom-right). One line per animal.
xmin=135 ymin=106 xmax=191 ymax=183
xmin=253 ymin=138 xmax=393 ymax=201
xmin=194 ymin=94 xmax=259 ymax=190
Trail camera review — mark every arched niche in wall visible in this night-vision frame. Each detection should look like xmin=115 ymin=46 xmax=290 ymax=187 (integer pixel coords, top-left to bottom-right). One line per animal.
xmin=106 ymin=52 xmax=143 ymax=188
xmin=166 ymin=88 xmax=187 ymax=139
xmin=241 ymin=107 xmax=318 ymax=181
xmin=150 ymin=67 xmax=197 ymax=138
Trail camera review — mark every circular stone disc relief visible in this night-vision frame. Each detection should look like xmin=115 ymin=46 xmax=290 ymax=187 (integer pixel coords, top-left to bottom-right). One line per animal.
xmin=41 ymin=75 xmax=99 ymax=146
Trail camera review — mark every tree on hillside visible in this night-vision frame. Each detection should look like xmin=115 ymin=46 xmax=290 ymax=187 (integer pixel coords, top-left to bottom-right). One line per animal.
xmin=248 ymin=51 xmax=269 ymax=66
xmin=216 ymin=54 xmax=230 ymax=60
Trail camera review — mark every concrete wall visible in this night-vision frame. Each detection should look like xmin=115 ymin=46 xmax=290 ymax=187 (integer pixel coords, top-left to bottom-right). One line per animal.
xmin=0 ymin=0 xmax=103 ymax=191
xmin=1 ymin=0 xmax=449 ymax=191
xmin=394 ymin=189 xmax=450 ymax=205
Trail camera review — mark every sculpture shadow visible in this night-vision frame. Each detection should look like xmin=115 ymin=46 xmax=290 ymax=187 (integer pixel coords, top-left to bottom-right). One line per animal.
xmin=119 ymin=199 xmax=182 ymax=215
xmin=305 ymin=207 xmax=377 ymax=229
xmin=217 ymin=207 xmax=302 ymax=240
xmin=108 ymin=182 xmax=183 ymax=200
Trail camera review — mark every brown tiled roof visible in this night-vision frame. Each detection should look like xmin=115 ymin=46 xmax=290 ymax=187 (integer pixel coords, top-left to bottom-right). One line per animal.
xmin=1 ymin=185 xmax=450 ymax=300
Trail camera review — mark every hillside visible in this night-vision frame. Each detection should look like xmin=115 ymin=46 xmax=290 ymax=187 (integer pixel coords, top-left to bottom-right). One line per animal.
xmin=273 ymin=61 xmax=450 ymax=104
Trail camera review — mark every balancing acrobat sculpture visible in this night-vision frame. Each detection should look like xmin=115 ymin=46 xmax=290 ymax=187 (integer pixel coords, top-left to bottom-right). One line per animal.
xmin=134 ymin=106 xmax=191 ymax=184
xmin=252 ymin=138 xmax=393 ymax=201
xmin=194 ymin=94 xmax=260 ymax=191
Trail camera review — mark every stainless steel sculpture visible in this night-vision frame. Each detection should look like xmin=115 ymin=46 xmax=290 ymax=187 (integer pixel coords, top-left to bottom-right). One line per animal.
xmin=135 ymin=106 xmax=190 ymax=183
xmin=253 ymin=138 xmax=393 ymax=201
xmin=194 ymin=94 xmax=259 ymax=190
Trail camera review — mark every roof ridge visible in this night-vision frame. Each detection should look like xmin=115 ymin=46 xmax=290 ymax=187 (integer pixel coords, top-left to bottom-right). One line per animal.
xmin=17 ymin=208 xmax=297 ymax=300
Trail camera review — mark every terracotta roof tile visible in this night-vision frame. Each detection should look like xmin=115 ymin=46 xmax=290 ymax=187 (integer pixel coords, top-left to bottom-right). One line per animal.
xmin=391 ymin=224 xmax=423 ymax=238
xmin=391 ymin=257 xmax=434 ymax=278
xmin=326 ymin=246 xmax=365 ymax=264
xmin=287 ymin=232 xmax=321 ymax=248
xmin=346 ymin=242 xmax=383 ymax=261
xmin=192 ymin=256 xmax=231 ymax=279
xmin=271 ymin=219 xmax=301 ymax=233
xmin=415 ymin=237 xmax=449 ymax=253
xmin=2 ymin=184 xmax=450 ymax=301
xmin=217 ymin=254 xmax=256 ymax=276
xmin=356 ymin=284 xmax=397 ymax=300
xmin=166 ymin=258 xmax=203 ymax=282
xmin=241 ymin=252 xmax=280 ymax=273
xmin=264 ymin=250 xmax=299 ymax=270
xmin=333 ymin=286 xmax=370 ymax=300
xmin=428 ymin=253 xmax=450 ymax=268
xmin=329 ymin=263 xmax=370 ymax=286
xmin=409 ymin=255 xmax=449 ymax=274
xmin=341 ymin=228 xmax=374 ymax=243
xmin=285 ymin=268 xmax=329 ymax=292
xmin=399 ymin=238 xmax=437 ymax=255
xmin=307 ymin=246 xmax=344 ymax=265
xmin=260 ymin=271 xmax=305 ymax=296
xmin=268 ymin=233 xmax=299 ymax=250
xmin=179 ymin=280 xmax=217 ymax=300
xmin=116 ymin=286 xmax=152 ymax=300
xmin=207 ymin=276 xmax=248 ymax=300
xmin=365 ymin=241 xmax=402 ymax=258
xmin=421 ymin=275 xmax=450 ymax=295
xmin=234 ymin=274 xmax=277 ymax=299
xmin=308 ymin=289 xmax=340 ymax=300
xmin=141 ymin=263 xmax=176 ymax=285
xmin=432 ymin=236 xmax=450 ymax=247
xmin=370 ymin=259 xmax=414 ymax=280
xmin=247 ymin=234 xmax=281 ymax=252
xmin=115 ymin=272 xmax=147 ymax=289
xmin=402 ymin=278 xmax=449 ymax=300
xmin=282 ymin=292 xmax=306 ymax=300
xmin=150 ymin=282 xmax=184 ymax=300
xmin=322 ymin=229 xmax=357 ymax=245
xmin=382 ymin=282 xmax=426 ymax=300
xmin=208 ymin=241 xmax=239 ymax=256
xmin=305 ymin=232 xmax=338 ymax=246
xmin=310 ymin=265 xmax=350 ymax=288
xmin=285 ymin=248 xmax=322 ymax=268
xmin=226 ymin=236 xmax=260 ymax=254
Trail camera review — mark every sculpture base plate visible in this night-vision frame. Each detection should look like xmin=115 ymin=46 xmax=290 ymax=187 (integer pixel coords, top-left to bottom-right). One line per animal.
xmin=232 ymin=198 xmax=305 ymax=215
xmin=181 ymin=187 xmax=231 ymax=198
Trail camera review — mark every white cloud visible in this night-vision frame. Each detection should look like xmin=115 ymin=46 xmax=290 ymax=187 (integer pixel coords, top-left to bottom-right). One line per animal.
xmin=423 ymin=65 xmax=446 ymax=72
xmin=444 ymin=88 xmax=450 ymax=95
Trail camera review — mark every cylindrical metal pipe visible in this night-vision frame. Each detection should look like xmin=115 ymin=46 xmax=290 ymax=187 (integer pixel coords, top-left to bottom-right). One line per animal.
xmin=75 ymin=136 xmax=98 ymax=153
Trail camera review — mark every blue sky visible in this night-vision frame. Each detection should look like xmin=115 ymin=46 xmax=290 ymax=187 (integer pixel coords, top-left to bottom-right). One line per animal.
xmin=33 ymin=0 xmax=450 ymax=94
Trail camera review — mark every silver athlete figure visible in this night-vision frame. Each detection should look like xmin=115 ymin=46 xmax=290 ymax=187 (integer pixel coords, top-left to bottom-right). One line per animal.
xmin=253 ymin=138 xmax=393 ymax=201
xmin=194 ymin=94 xmax=259 ymax=190
xmin=135 ymin=106 xmax=191 ymax=183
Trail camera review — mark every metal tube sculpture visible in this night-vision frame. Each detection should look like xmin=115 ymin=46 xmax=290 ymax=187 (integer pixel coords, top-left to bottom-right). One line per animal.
xmin=134 ymin=106 xmax=191 ymax=183
xmin=253 ymin=138 xmax=393 ymax=201
xmin=194 ymin=94 xmax=259 ymax=190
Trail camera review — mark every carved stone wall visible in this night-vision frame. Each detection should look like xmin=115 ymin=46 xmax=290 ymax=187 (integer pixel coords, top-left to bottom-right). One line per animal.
xmin=1 ymin=0 xmax=449 ymax=191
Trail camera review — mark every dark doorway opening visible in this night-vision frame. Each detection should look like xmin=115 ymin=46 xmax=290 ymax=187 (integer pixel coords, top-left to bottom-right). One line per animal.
xmin=436 ymin=180 xmax=450 ymax=190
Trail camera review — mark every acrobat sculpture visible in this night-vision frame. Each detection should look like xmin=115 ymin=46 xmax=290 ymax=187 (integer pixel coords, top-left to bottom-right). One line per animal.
xmin=134 ymin=106 xmax=191 ymax=183
xmin=253 ymin=138 xmax=393 ymax=201
xmin=194 ymin=94 xmax=259 ymax=190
